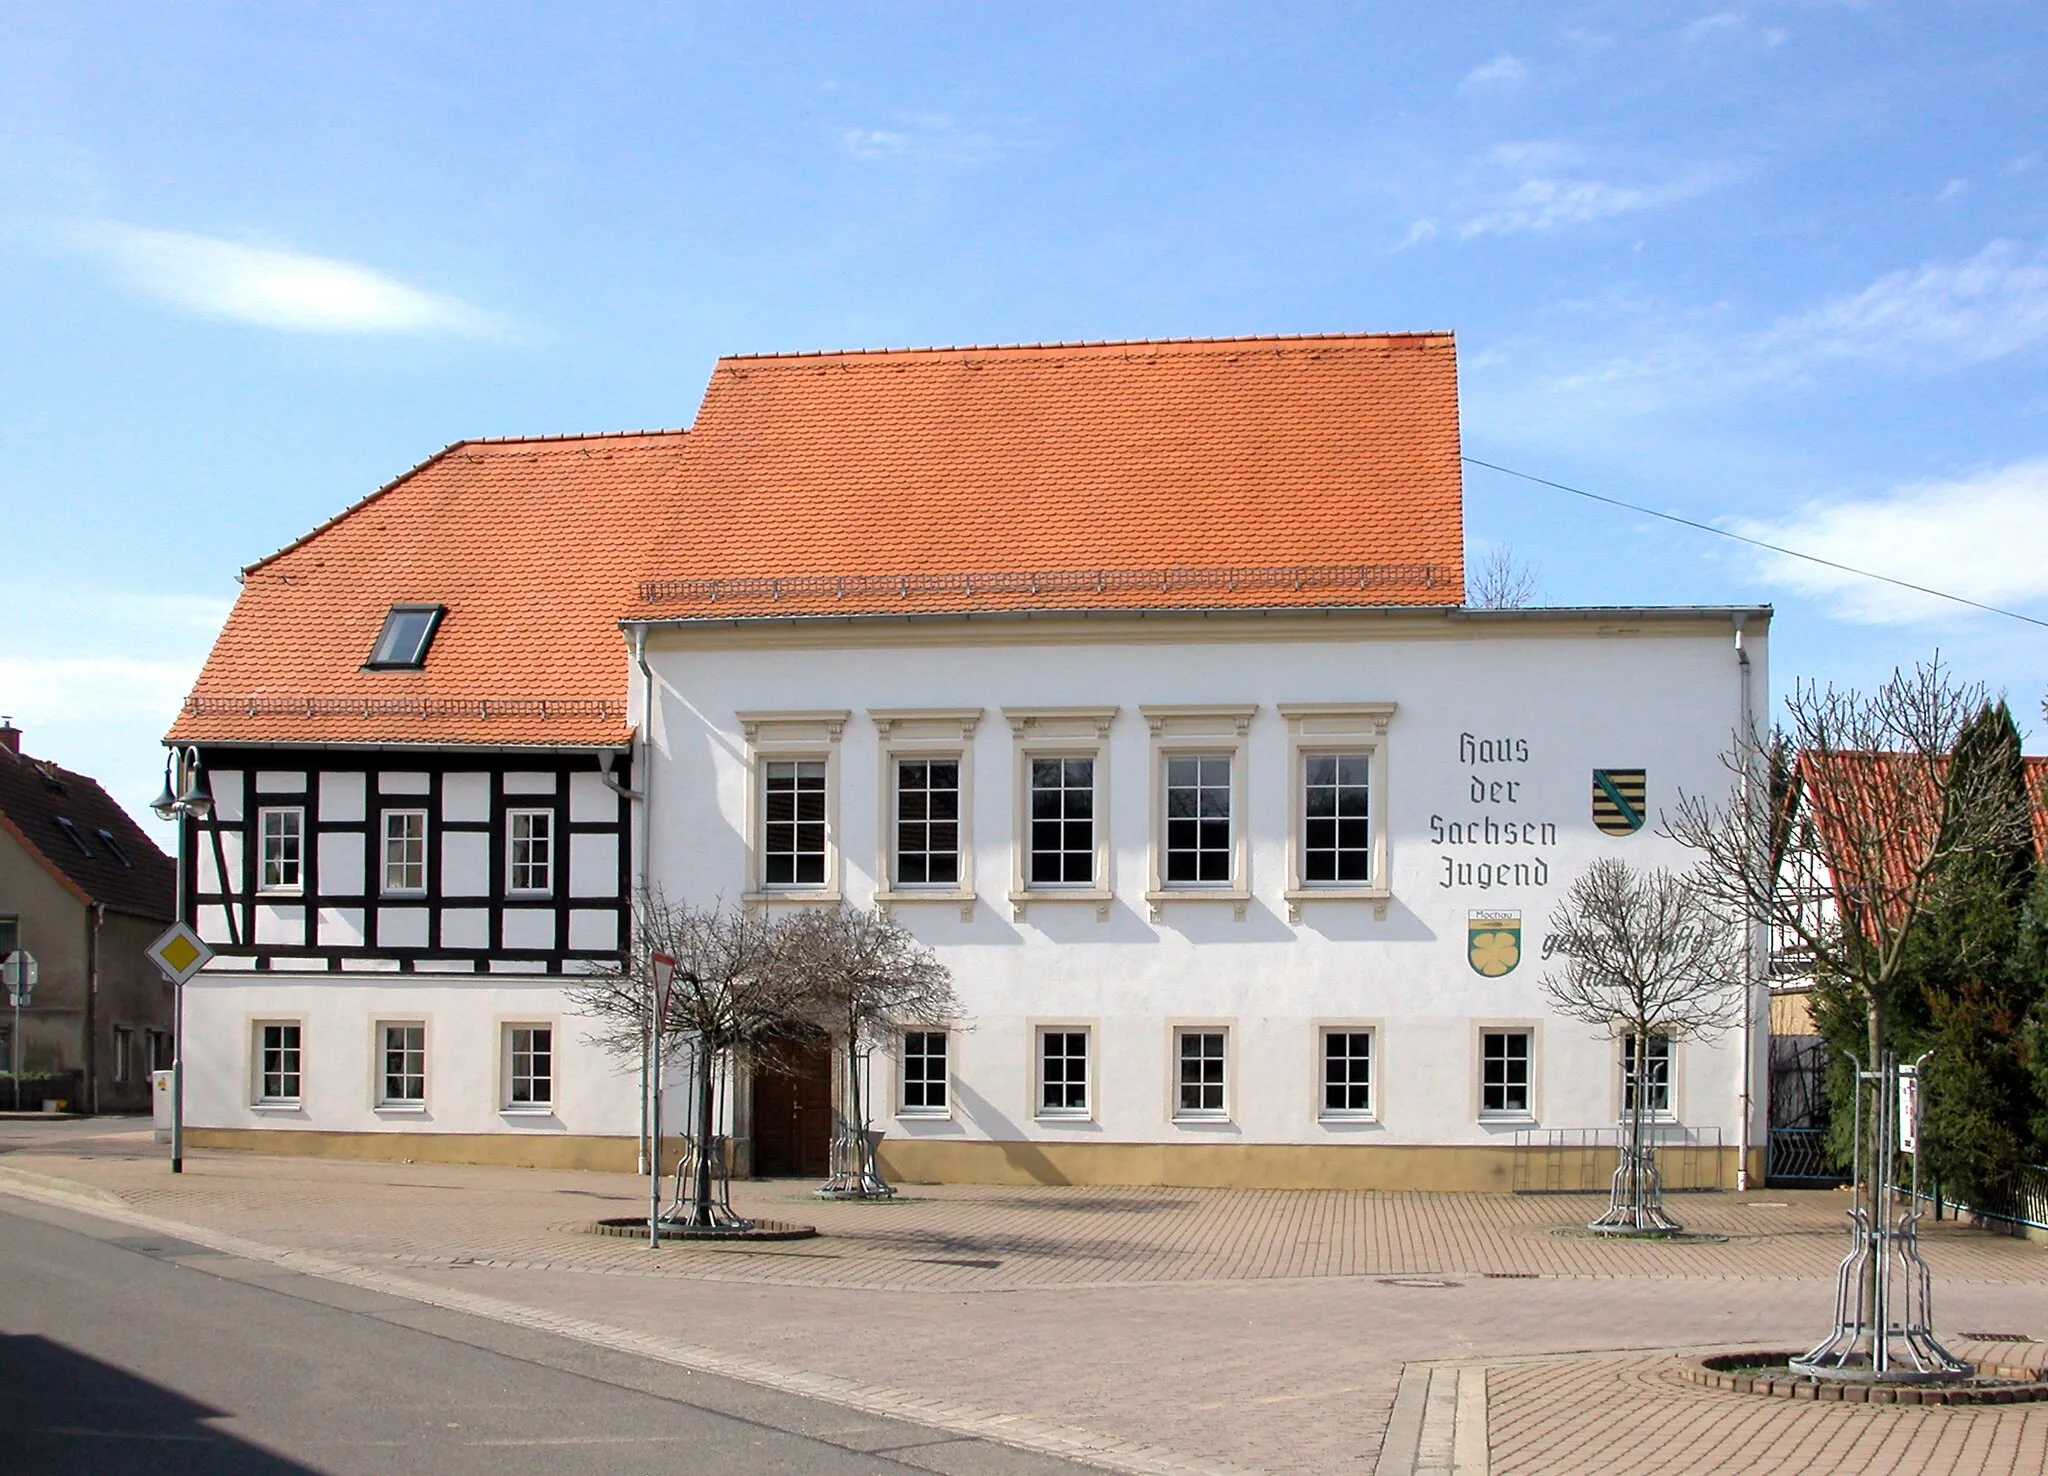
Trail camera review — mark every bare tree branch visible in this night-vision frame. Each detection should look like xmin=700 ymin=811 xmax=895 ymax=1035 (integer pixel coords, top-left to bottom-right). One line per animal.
xmin=1468 ymin=545 xmax=1540 ymax=609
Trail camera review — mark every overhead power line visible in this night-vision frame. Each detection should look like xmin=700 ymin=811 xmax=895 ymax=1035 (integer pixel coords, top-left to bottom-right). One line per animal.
xmin=1461 ymin=456 xmax=2048 ymax=633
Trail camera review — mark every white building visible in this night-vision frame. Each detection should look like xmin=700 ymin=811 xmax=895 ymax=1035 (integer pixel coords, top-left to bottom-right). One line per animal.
xmin=169 ymin=333 xmax=1771 ymax=1188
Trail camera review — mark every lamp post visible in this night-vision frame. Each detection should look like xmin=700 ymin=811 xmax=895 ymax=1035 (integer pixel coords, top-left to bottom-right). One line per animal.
xmin=151 ymin=747 xmax=212 ymax=1174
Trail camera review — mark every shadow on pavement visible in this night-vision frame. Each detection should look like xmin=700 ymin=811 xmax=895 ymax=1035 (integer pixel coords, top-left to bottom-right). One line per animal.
xmin=0 ymin=1332 xmax=318 ymax=1474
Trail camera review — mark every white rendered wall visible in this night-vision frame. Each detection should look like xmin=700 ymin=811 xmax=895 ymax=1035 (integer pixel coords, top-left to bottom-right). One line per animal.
xmin=182 ymin=971 xmax=645 ymax=1138
xmin=641 ymin=616 xmax=1768 ymax=1154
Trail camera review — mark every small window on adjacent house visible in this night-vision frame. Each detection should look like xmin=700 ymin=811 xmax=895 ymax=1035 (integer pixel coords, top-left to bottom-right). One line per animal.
xmin=55 ymin=817 xmax=94 ymax=858
xmin=506 ymin=1026 xmax=553 ymax=1109
xmin=900 ymin=1030 xmax=948 ymax=1114
xmin=1175 ymin=1030 xmax=1228 ymax=1119
xmin=383 ymin=810 xmax=428 ymax=894
xmin=259 ymin=808 xmax=304 ymax=892
xmin=1481 ymin=1030 xmax=1533 ymax=1117
xmin=113 ymin=1025 xmax=135 ymax=1084
xmin=95 ymin=829 xmax=134 ymax=868
xmin=364 ymin=605 xmax=446 ymax=669
xmin=507 ymin=810 xmax=553 ymax=894
xmin=257 ymin=1023 xmax=302 ymax=1104
xmin=1623 ymin=1033 xmax=1673 ymax=1117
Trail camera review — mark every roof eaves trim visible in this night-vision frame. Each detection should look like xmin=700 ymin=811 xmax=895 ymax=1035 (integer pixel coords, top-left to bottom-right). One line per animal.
xmin=624 ymin=603 xmax=1772 ymax=631
xmin=721 ymin=331 xmax=1455 ymax=362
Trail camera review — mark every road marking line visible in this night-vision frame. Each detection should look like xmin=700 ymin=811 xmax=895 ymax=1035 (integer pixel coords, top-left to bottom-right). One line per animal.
xmin=0 ymin=1174 xmax=1261 ymax=1476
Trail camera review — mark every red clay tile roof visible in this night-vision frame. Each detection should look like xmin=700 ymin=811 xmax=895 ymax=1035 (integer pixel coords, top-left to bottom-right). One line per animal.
xmin=0 ymin=743 xmax=174 ymax=920
xmin=171 ymin=333 xmax=1464 ymax=747
xmin=169 ymin=432 xmax=689 ymax=747
xmin=634 ymin=333 xmax=1463 ymax=619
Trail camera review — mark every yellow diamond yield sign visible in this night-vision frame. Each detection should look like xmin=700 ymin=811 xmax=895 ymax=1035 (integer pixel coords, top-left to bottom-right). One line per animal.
xmin=147 ymin=922 xmax=213 ymax=985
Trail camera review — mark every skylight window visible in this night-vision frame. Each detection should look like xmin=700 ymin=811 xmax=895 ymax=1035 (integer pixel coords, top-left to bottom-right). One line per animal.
xmin=96 ymin=829 xmax=134 ymax=868
xmin=55 ymin=817 xmax=94 ymax=858
xmin=365 ymin=605 xmax=446 ymax=670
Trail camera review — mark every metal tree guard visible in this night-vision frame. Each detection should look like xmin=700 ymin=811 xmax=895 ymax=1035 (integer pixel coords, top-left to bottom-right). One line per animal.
xmin=816 ymin=1040 xmax=894 ymax=1200
xmin=1792 ymin=1052 xmax=1968 ymax=1382
xmin=661 ymin=1036 xmax=753 ymax=1232
xmin=1590 ymin=1030 xmax=1683 ymax=1235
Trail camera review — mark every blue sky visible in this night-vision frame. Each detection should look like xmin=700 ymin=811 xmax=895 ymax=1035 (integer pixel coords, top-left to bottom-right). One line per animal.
xmin=3 ymin=2 xmax=2045 ymax=838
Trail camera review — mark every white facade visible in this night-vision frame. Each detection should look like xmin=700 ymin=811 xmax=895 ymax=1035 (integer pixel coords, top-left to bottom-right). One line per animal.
xmin=636 ymin=606 xmax=1769 ymax=1184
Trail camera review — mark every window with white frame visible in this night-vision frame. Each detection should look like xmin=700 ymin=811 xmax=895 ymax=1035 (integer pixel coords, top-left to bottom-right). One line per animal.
xmin=259 ymin=808 xmax=303 ymax=892
xmin=1321 ymin=1029 xmax=1373 ymax=1117
xmin=1622 ymin=1033 xmax=1672 ymax=1117
xmin=1038 ymin=1028 xmax=1089 ymax=1116
xmin=381 ymin=1023 xmax=426 ymax=1106
xmin=1303 ymin=754 xmax=1371 ymax=884
xmin=507 ymin=810 xmax=554 ymax=894
xmin=257 ymin=1023 xmax=302 ymax=1103
xmin=1028 ymin=758 xmax=1095 ymax=885
xmin=382 ymin=809 xmax=427 ymax=894
xmin=1480 ymin=1030 xmax=1532 ymax=1116
xmin=895 ymin=759 xmax=960 ymax=887
xmin=900 ymin=1030 xmax=948 ymax=1114
xmin=506 ymin=1025 xmax=552 ymax=1108
xmin=1163 ymin=755 xmax=1232 ymax=884
xmin=1175 ymin=1030 xmax=1227 ymax=1119
xmin=763 ymin=759 xmax=828 ymax=887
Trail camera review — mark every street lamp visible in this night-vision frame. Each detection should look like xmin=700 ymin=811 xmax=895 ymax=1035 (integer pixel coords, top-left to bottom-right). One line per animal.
xmin=152 ymin=747 xmax=211 ymax=1174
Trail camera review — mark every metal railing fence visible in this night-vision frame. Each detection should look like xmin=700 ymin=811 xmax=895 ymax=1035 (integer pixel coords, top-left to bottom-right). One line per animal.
xmin=1511 ymin=1125 xmax=1727 ymax=1194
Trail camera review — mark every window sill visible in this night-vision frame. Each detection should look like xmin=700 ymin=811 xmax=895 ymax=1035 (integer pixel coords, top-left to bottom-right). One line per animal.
xmin=1008 ymin=889 xmax=1112 ymax=922
xmin=380 ymin=891 xmax=427 ymax=901
xmin=743 ymin=889 xmax=843 ymax=907
xmin=1479 ymin=1112 xmax=1536 ymax=1125
xmin=1034 ymin=1109 xmax=1094 ymax=1124
xmin=249 ymin=1101 xmax=303 ymax=1113
xmin=255 ymin=890 xmax=304 ymax=900
xmin=1319 ymin=1112 xmax=1380 ymax=1126
xmin=500 ymin=1106 xmax=556 ymax=1118
xmin=1145 ymin=888 xmax=1250 ymax=922
xmin=1283 ymin=885 xmax=1390 ymax=922
xmin=376 ymin=1104 xmax=429 ymax=1115
xmin=1172 ymin=1114 xmax=1234 ymax=1127
xmin=896 ymin=1107 xmax=952 ymax=1122
xmin=506 ymin=892 xmax=556 ymax=902
xmin=873 ymin=887 xmax=976 ymax=922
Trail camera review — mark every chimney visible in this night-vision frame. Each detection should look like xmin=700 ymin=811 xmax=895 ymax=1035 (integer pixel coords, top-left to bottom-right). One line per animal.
xmin=0 ymin=718 xmax=17 ymax=755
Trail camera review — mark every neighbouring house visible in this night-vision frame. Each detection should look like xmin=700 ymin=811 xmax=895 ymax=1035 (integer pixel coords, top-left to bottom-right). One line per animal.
xmin=0 ymin=720 xmax=176 ymax=1110
xmin=168 ymin=332 xmax=1773 ymax=1188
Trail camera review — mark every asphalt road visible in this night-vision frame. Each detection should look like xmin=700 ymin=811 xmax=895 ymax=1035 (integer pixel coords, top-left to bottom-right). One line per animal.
xmin=0 ymin=1195 xmax=1093 ymax=1476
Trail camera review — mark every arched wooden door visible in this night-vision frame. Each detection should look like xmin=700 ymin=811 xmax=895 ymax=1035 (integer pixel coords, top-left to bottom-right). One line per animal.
xmin=751 ymin=1035 xmax=833 ymax=1177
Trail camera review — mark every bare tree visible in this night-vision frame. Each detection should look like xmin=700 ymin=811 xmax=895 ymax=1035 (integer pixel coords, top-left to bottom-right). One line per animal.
xmin=1541 ymin=858 xmax=1747 ymax=1233
xmin=1467 ymin=544 xmax=1540 ymax=609
xmin=571 ymin=891 xmax=811 ymax=1229
xmin=782 ymin=905 xmax=959 ymax=1198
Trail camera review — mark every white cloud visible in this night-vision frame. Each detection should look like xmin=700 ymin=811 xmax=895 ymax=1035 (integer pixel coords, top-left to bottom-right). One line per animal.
xmin=1683 ymin=13 xmax=1788 ymax=46
xmin=1461 ymin=54 xmax=1529 ymax=91
xmin=837 ymin=112 xmax=1006 ymax=166
xmin=1458 ymin=176 xmax=1709 ymax=238
xmin=1730 ymin=457 xmax=2048 ymax=625
xmin=75 ymin=224 xmax=503 ymax=336
xmin=1758 ymin=240 xmax=2048 ymax=367
xmin=1936 ymin=178 xmax=1968 ymax=202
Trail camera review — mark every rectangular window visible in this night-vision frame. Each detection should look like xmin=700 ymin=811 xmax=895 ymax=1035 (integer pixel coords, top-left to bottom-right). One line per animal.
xmin=258 ymin=1023 xmax=302 ymax=1103
xmin=1038 ymin=1028 xmax=1089 ymax=1116
xmin=113 ymin=1025 xmax=135 ymax=1084
xmin=762 ymin=759 xmax=827 ymax=887
xmin=1175 ymin=1030 xmax=1227 ymax=1118
xmin=1303 ymin=754 xmax=1371 ymax=884
xmin=382 ymin=810 xmax=427 ymax=894
xmin=895 ymin=759 xmax=960 ymax=887
xmin=900 ymin=1030 xmax=948 ymax=1113
xmin=1028 ymin=757 xmax=1095 ymax=885
xmin=148 ymin=1029 xmax=173 ymax=1072
xmin=507 ymin=810 xmax=553 ymax=894
xmin=1163 ymin=755 xmax=1232 ymax=884
xmin=380 ymin=1023 xmax=426 ymax=1106
xmin=507 ymin=1026 xmax=552 ymax=1108
xmin=1321 ymin=1030 xmax=1373 ymax=1117
xmin=1622 ymin=1033 xmax=1672 ymax=1116
xmin=1481 ymin=1030 xmax=1532 ymax=1116
xmin=259 ymin=808 xmax=303 ymax=892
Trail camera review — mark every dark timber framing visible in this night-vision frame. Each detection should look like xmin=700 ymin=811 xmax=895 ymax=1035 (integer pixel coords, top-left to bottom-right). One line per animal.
xmin=180 ymin=748 xmax=632 ymax=975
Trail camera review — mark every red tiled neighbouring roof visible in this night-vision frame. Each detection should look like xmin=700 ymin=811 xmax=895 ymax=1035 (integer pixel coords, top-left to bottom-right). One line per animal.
xmin=633 ymin=334 xmax=1463 ymax=619
xmin=171 ymin=333 xmax=1465 ymax=747
xmin=168 ymin=433 xmax=689 ymax=747
xmin=0 ymin=744 xmax=174 ymax=920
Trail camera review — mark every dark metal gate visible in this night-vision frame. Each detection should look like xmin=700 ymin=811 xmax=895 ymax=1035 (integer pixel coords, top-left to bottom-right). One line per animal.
xmin=1766 ymin=1034 xmax=1846 ymax=1185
